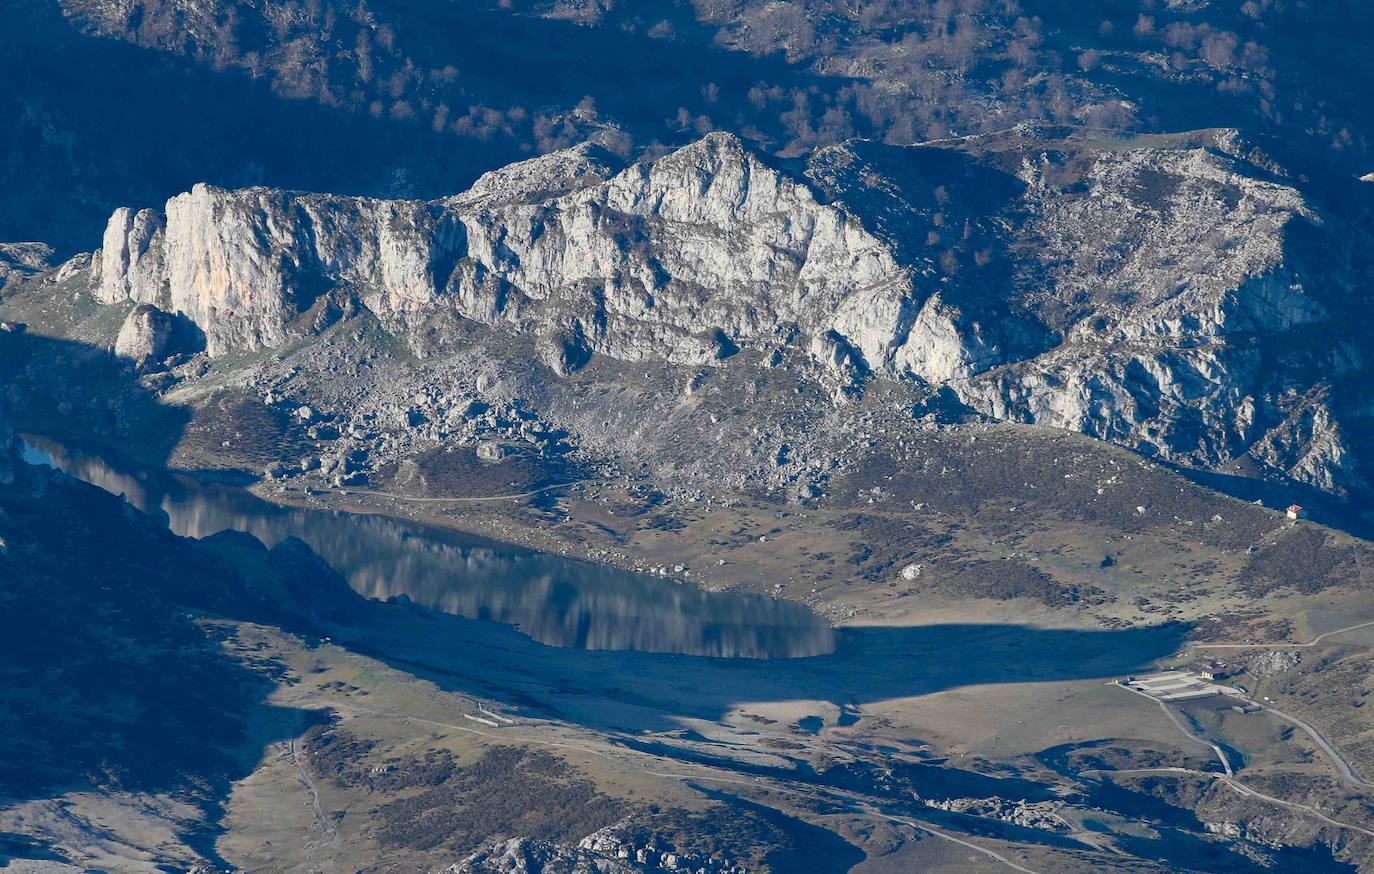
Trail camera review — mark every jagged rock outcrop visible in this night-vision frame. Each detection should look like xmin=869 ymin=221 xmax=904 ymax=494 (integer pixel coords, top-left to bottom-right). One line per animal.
xmin=924 ymin=796 xmax=1072 ymax=832
xmin=83 ymin=129 xmax=1374 ymax=498
xmin=576 ymin=826 xmax=741 ymax=873
xmin=114 ymin=303 xmax=183 ymax=368
xmin=445 ymin=837 xmax=638 ymax=874
xmin=808 ymin=127 xmax=1371 ymax=496
xmin=445 ymin=828 xmax=744 ymax=874
xmin=96 ymin=207 xmax=164 ymax=304
xmin=451 ymin=141 xmax=626 ymax=208
xmin=950 ymin=132 xmax=1365 ymax=492
xmin=0 ymin=242 xmax=53 ymax=292
xmin=87 ymin=133 xmax=947 ymax=373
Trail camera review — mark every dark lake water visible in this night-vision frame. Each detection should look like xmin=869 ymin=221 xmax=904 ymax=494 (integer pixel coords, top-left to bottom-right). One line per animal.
xmin=21 ymin=435 xmax=833 ymax=659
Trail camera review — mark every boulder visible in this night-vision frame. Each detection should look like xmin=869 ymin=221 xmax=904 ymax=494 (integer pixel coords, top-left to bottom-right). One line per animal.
xmin=537 ymin=323 xmax=593 ymax=376
xmin=114 ymin=303 xmax=181 ymax=368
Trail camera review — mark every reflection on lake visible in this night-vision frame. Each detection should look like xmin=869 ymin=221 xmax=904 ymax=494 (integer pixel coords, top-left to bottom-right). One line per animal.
xmin=21 ymin=435 xmax=833 ymax=659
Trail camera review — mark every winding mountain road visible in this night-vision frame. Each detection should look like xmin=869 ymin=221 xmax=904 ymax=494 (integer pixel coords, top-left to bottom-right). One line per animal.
xmin=1254 ymin=701 xmax=1374 ymax=790
xmin=1116 ymin=683 xmax=1234 ymax=776
xmin=1193 ymin=619 xmax=1374 ymax=650
xmin=1083 ymin=768 xmax=1374 ymax=839
xmin=1188 ymin=619 xmax=1374 ymax=790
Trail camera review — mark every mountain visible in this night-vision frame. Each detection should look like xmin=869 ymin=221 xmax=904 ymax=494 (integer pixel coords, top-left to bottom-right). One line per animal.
xmin=81 ymin=127 xmax=1374 ymax=506
xmin=9 ymin=2 xmax=1374 ymax=871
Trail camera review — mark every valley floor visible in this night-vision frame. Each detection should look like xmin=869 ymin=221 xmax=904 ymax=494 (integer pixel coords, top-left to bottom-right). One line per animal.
xmin=5 ymin=279 xmax=1374 ymax=872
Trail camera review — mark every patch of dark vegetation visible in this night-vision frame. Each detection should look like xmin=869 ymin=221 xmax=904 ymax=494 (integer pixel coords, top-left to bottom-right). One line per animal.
xmin=383 ymin=442 xmax=577 ymax=499
xmin=844 ymin=429 xmax=1278 ymax=552
xmin=1036 ymin=740 xmax=1215 ymax=779
xmin=176 ymin=390 xmax=307 ymax=472
xmin=1241 ymin=526 xmax=1361 ymax=594
xmin=1244 ymin=770 xmax=1342 ymax=802
xmin=301 ymin=723 xmax=378 ymax=787
xmin=644 ymin=513 xmax=686 ymax=532
xmin=1190 ymin=610 xmax=1295 ymax=644
xmin=924 ymin=559 xmax=1110 ymax=607
xmin=370 ymin=749 xmax=463 ymax=792
xmin=847 ymin=543 xmax=874 ymax=566
xmin=827 ymin=757 xmax=1055 ymax=805
xmin=373 ymin=746 xmax=625 ymax=854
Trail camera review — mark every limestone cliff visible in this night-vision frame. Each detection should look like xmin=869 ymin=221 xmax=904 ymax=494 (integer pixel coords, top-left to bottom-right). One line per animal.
xmin=85 ymin=129 xmax=1374 ymax=498
xmin=808 ymin=128 xmax=1370 ymax=497
xmin=89 ymin=133 xmax=945 ymax=374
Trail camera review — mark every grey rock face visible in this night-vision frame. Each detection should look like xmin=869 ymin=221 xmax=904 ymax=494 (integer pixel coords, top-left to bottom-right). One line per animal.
xmin=85 ymin=129 xmax=1374 ymax=498
xmin=96 ymin=207 xmax=164 ymax=305
xmin=445 ymin=837 xmax=638 ymax=874
xmin=0 ymin=242 xmax=53 ymax=292
xmin=808 ymin=128 xmax=1370 ymax=497
xmin=88 ymin=133 xmax=928 ymax=371
xmin=955 ymin=136 xmax=1362 ymax=491
xmin=450 ymin=141 xmax=626 ymax=208
xmin=113 ymin=303 xmax=182 ymax=368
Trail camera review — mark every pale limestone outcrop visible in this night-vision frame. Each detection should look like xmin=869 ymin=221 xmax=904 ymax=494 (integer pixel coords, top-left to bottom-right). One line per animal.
xmin=445 ymin=837 xmax=638 ymax=874
xmin=113 ymin=303 xmax=181 ymax=367
xmin=808 ymin=128 xmax=1364 ymax=494
xmin=96 ymin=207 xmax=164 ymax=305
xmin=85 ymin=129 xmax=1371 ymax=497
xmin=947 ymin=132 xmax=1353 ymax=486
xmin=447 ymin=141 xmax=624 ymax=208
xmin=91 ymin=133 xmax=941 ymax=371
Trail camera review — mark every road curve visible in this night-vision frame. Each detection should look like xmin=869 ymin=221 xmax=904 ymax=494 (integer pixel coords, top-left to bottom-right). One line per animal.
xmin=1194 ymin=619 xmax=1374 ymax=650
xmin=1255 ymin=701 xmax=1374 ymax=790
xmin=1081 ymin=768 xmax=1374 ymax=840
xmin=1115 ymin=683 xmax=1234 ymax=776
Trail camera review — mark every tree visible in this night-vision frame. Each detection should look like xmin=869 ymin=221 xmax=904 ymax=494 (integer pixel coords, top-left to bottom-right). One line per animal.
xmin=355 ymin=30 xmax=375 ymax=84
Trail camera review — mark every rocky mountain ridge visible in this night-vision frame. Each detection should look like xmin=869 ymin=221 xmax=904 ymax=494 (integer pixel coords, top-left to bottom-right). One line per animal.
xmin=84 ymin=127 xmax=1374 ymax=501
xmin=91 ymin=133 xmax=941 ymax=379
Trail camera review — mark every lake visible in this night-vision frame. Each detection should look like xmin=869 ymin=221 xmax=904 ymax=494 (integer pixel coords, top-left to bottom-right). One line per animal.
xmin=20 ymin=434 xmax=834 ymax=659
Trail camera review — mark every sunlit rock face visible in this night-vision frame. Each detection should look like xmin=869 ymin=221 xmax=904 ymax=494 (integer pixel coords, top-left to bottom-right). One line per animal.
xmin=85 ymin=128 xmax=1373 ymax=498
xmin=89 ymin=133 xmax=927 ymax=374
xmin=944 ymin=132 xmax=1360 ymax=493
xmin=808 ymin=128 xmax=1368 ymax=497
xmin=113 ymin=303 xmax=181 ymax=368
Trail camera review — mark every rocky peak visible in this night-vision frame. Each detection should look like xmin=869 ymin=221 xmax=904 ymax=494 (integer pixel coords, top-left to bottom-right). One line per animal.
xmin=448 ymin=141 xmax=626 ymax=208
xmin=96 ymin=206 xmax=164 ymax=305
xmin=79 ymin=129 xmax=1374 ymax=498
xmin=86 ymin=134 xmax=950 ymax=376
xmin=0 ymin=242 xmax=54 ymax=292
